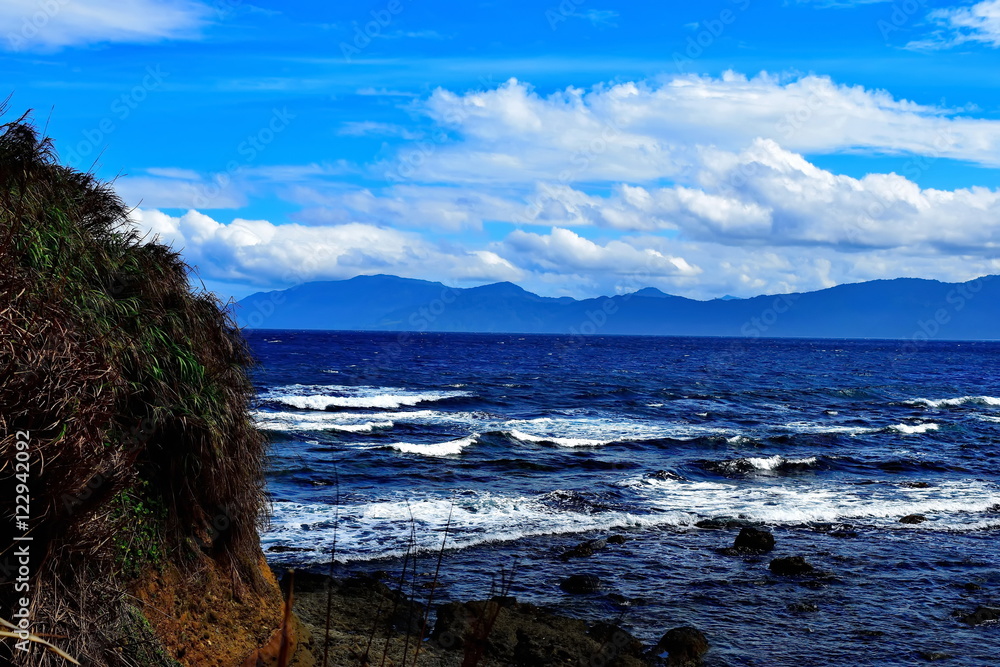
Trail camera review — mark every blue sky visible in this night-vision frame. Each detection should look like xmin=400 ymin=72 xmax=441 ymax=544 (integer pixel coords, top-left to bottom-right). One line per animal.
xmin=4 ymin=0 xmax=1000 ymax=300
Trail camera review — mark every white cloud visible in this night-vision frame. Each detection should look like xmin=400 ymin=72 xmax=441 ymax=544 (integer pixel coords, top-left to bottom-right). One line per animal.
xmin=501 ymin=227 xmax=700 ymax=277
xmin=128 ymin=202 xmax=999 ymax=302
xmin=114 ymin=175 xmax=247 ymax=210
xmin=402 ymin=74 xmax=1000 ymax=186
xmin=496 ymin=139 xmax=1000 ymax=255
xmin=1 ymin=0 xmax=210 ymax=52
xmin=122 ymin=73 xmax=1000 ymax=300
xmin=130 ymin=209 xmax=525 ymax=287
xmin=908 ymin=0 xmax=1000 ymax=50
xmin=286 ymin=185 xmax=528 ymax=232
xmin=578 ymin=9 xmax=619 ymax=27
xmin=338 ymin=121 xmax=423 ymax=139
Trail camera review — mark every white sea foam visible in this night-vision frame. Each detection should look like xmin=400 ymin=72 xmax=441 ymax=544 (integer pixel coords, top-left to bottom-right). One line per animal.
xmin=744 ymin=455 xmax=818 ymax=471
xmin=261 ymin=492 xmax=648 ymax=563
xmin=625 ymin=476 xmax=1000 ymax=530
xmin=263 ymin=384 xmax=470 ymax=410
xmin=253 ymin=410 xmax=393 ymax=433
xmin=711 ymin=454 xmax=819 ymax=474
xmin=780 ymin=421 xmax=878 ymax=435
xmin=889 ymin=423 xmax=940 ymax=435
xmin=502 ymin=416 xmax=727 ymax=445
xmin=384 ymin=435 xmax=478 ymax=457
xmin=907 ymin=396 xmax=1000 ymax=409
xmin=977 ymin=415 xmax=1000 ymax=423
xmin=507 ymin=429 xmax=609 ymax=448
xmin=261 ymin=479 xmax=1000 ymax=564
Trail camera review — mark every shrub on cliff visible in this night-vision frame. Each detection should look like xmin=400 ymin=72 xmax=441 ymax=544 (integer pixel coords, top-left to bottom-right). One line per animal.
xmin=0 ymin=113 xmax=269 ymax=664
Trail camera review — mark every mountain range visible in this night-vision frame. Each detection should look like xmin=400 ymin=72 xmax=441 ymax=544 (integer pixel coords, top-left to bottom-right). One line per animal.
xmin=235 ymin=274 xmax=999 ymax=340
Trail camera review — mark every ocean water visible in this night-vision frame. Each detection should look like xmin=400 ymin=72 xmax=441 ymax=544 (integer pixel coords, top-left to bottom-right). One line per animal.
xmin=249 ymin=331 xmax=1000 ymax=666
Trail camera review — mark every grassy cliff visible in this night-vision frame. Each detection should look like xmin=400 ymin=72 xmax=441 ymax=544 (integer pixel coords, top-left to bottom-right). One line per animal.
xmin=0 ymin=115 xmax=286 ymax=665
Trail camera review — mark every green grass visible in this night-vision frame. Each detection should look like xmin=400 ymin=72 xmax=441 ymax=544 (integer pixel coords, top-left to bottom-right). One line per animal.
xmin=0 ymin=111 xmax=270 ymax=664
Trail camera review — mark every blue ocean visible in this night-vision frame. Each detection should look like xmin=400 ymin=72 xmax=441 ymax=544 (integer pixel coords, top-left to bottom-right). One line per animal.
xmin=249 ymin=331 xmax=1000 ymax=666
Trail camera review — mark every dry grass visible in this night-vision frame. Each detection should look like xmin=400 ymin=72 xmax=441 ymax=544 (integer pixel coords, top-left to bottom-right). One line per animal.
xmin=0 ymin=112 xmax=270 ymax=664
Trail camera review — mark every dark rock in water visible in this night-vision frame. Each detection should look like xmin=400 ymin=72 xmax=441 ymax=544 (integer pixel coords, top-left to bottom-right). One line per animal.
xmin=902 ymin=481 xmax=932 ymax=489
xmin=900 ymin=514 xmax=928 ymax=524
xmin=787 ymin=602 xmax=820 ymax=613
xmin=560 ymin=538 xmax=607 ymax=560
xmin=696 ymin=517 xmax=755 ymax=530
xmin=432 ymin=597 xmax=647 ymax=666
xmin=722 ymin=526 xmax=775 ymax=555
xmin=267 ymin=544 xmax=307 ymax=553
xmin=650 ymin=469 xmax=683 ymax=481
xmin=918 ymin=650 xmax=953 ymax=661
xmin=853 ymin=629 xmax=885 ymax=639
xmin=770 ymin=556 xmax=814 ymax=576
xmin=658 ymin=626 xmax=709 ymax=666
xmin=829 ymin=530 xmax=859 ymax=539
xmin=961 ymin=582 xmax=982 ymax=592
xmin=959 ymin=606 xmax=1000 ymax=626
xmin=607 ymin=534 xmax=628 ymax=545
xmin=559 ymin=574 xmax=602 ymax=594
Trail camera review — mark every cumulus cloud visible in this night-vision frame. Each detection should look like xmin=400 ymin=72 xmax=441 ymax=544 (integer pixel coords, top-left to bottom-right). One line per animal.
xmin=500 ymin=227 xmax=700 ymax=277
xmin=127 ymin=201 xmax=1000 ymax=302
xmin=403 ymin=74 xmax=1000 ymax=186
xmin=509 ymin=139 xmax=1000 ymax=255
xmin=130 ymin=209 xmax=525 ymax=287
xmin=123 ymin=72 xmax=1000 ymax=299
xmin=1 ymin=0 xmax=209 ymax=52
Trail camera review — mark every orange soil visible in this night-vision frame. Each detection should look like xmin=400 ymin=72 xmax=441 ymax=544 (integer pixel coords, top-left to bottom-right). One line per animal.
xmin=132 ymin=554 xmax=289 ymax=666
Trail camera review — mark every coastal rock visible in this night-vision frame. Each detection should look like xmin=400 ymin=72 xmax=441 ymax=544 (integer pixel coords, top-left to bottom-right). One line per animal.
xmin=657 ymin=626 xmax=709 ymax=666
xmin=431 ymin=598 xmax=647 ymax=666
xmin=561 ymin=538 xmax=607 ymax=560
xmin=722 ymin=527 xmax=775 ymax=555
xmin=918 ymin=650 xmax=953 ymax=661
xmin=695 ymin=518 xmax=754 ymax=530
xmin=769 ymin=556 xmax=814 ymax=576
xmin=607 ymin=534 xmax=628 ymax=545
xmin=959 ymin=606 xmax=1000 ymax=626
xmin=900 ymin=514 xmax=928 ymax=524
xmin=560 ymin=574 xmax=602 ymax=594
xmin=268 ymin=544 xmax=308 ymax=553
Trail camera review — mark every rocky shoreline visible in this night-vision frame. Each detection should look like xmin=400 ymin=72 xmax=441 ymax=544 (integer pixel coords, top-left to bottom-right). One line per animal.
xmin=272 ymin=524 xmax=999 ymax=666
xmin=285 ymin=569 xmax=671 ymax=666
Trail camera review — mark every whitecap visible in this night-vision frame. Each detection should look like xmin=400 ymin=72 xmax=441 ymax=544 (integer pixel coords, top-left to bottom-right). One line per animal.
xmin=780 ymin=421 xmax=878 ymax=435
xmin=710 ymin=454 xmax=818 ymax=474
xmin=262 ymin=384 xmax=471 ymax=410
xmin=889 ymin=423 xmax=940 ymax=435
xmin=624 ymin=477 xmax=1000 ymax=530
xmin=384 ymin=435 xmax=478 ymax=457
xmin=907 ymin=396 xmax=1000 ymax=409
xmin=507 ymin=429 xmax=610 ymax=448
xmin=253 ymin=410 xmax=393 ymax=433
xmin=262 ymin=492 xmax=648 ymax=563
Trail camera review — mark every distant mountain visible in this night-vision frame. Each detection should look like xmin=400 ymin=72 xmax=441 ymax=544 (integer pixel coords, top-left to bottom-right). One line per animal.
xmin=235 ymin=274 xmax=1000 ymax=340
